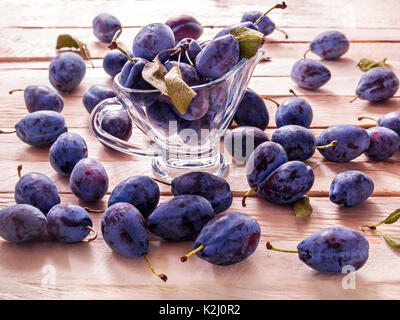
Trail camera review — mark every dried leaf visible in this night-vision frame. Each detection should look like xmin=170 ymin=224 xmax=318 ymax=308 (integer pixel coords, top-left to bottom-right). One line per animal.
xmin=230 ymin=26 xmax=265 ymax=59
xmin=357 ymin=58 xmax=389 ymax=72
xmin=56 ymin=34 xmax=92 ymax=62
xmin=165 ymin=65 xmax=196 ymax=114
xmin=142 ymin=55 xmax=168 ymax=95
xmin=293 ymin=196 xmax=313 ymax=218
xmin=383 ymin=234 xmax=400 ymax=250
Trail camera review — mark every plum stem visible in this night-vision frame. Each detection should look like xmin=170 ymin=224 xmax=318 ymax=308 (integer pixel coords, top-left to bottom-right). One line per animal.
xmin=0 ymin=129 xmax=16 ymax=134
xmin=9 ymin=89 xmax=24 ymax=95
xmin=17 ymin=164 xmax=22 ymax=178
xmin=143 ymin=254 xmax=168 ymax=282
xmin=184 ymin=48 xmax=195 ymax=67
xmin=85 ymin=225 xmax=98 ymax=242
xmin=274 ymin=27 xmax=288 ymax=39
xmin=303 ymin=48 xmax=311 ymax=59
xmin=254 ymin=2 xmax=287 ymax=26
xmin=289 ymin=89 xmax=298 ymax=97
xmin=108 ymin=29 xmax=136 ymax=65
xmin=266 ymin=242 xmax=298 ymax=253
xmin=265 ymin=98 xmax=280 ymax=107
xmin=313 ymin=140 xmax=338 ymax=150
xmin=358 ymin=116 xmax=377 ymax=122
xmin=242 ymin=186 xmax=258 ymax=207
xmin=181 ymin=244 xmax=205 ymax=262
xmin=350 ymin=94 xmax=360 ymax=103
xmin=84 ymin=207 xmax=105 ymax=213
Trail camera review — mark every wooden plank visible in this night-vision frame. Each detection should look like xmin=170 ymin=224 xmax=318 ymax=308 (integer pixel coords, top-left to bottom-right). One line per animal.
xmin=1 ymin=26 xmax=400 ymax=61
xmin=1 ymin=0 xmax=400 ymax=30
xmin=0 ymin=129 xmax=399 ymax=196
xmin=2 ymin=93 xmax=398 ymax=129
xmin=1 ymin=60 xmax=399 ymax=102
xmin=0 ymin=192 xmax=399 ymax=299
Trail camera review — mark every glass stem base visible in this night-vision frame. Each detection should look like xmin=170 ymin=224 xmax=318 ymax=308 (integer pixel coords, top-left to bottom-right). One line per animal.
xmin=151 ymin=148 xmax=228 ymax=182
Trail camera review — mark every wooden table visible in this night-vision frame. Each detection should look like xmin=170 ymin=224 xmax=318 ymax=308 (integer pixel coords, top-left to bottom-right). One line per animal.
xmin=0 ymin=0 xmax=399 ymax=300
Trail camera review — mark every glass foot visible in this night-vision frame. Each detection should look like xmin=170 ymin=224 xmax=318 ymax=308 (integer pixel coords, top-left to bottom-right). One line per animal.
xmin=151 ymin=152 xmax=228 ymax=182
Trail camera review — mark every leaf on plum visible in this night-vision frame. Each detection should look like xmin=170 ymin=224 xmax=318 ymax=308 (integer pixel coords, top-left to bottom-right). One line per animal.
xmin=230 ymin=26 xmax=265 ymax=59
xmin=165 ymin=65 xmax=197 ymax=115
xmin=357 ymin=58 xmax=389 ymax=72
xmin=56 ymin=34 xmax=92 ymax=63
xmin=142 ymin=55 xmax=168 ymax=95
xmin=293 ymin=196 xmax=313 ymax=218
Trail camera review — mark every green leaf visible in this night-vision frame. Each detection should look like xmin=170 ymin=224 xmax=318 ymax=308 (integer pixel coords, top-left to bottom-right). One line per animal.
xmin=380 ymin=208 xmax=400 ymax=225
xmin=142 ymin=55 xmax=168 ymax=95
xmin=383 ymin=234 xmax=400 ymax=250
xmin=356 ymin=58 xmax=389 ymax=72
xmin=165 ymin=65 xmax=197 ymax=115
xmin=230 ymin=26 xmax=265 ymax=59
xmin=293 ymin=196 xmax=313 ymax=218
xmin=56 ymin=34 xmax=92 ymax=63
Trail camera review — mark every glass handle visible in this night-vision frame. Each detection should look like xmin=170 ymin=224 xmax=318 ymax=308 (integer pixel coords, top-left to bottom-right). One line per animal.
xmin=90 ymin=97 xmax=163 ymax=158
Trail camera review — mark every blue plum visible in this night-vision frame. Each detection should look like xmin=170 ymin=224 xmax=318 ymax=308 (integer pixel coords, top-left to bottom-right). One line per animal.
xmin=329 ymin=171 xmax=374 ymax=207
xmin=257 ymin=160 xmax=315 ymax=204
xmin=146 ymin=100 xmax=181 ymax=134
xmin=133 ymin=23 xmax=175 ymax=62
xmin=47 ymin=204 xmax=94 ymax=243
xmin=0 ymin=204 xmax=47 ymax=243
xmin=119 ymin=57 xmax=153 ymax=89
xmin=291 ymin=59 xmax=331 ymax=90
xmin=49 ymin=132 xmax=88 ymax=176
xmin=246 ymin=141 xmax=288 ymax=188
xmin=377 ymin=111 xmax=400 ymax=136
xmin=365 ymin=127 xmax=399 ymax=161
xmin=148 ymin=195 xmax=215 ymax=242
xmin=10 ymin=85 xmax=64 ymax=113
xmin=213 ymin=22 xmax=259 ymax=39
xmin=164 ymin=61 xmax=203 ymax=86
xmin=171 ymin=172 xmax=233 ymax=214
xmin=297 ymin=226 xmax=369 ymax=274
xmin=102 ymin=202 xmax=148 ymax=258
xmin=15 ymin=171 xmax=60 ymax=214
xmin=233 ymin=88 xmax=269 ymax=130
xmin=271 ymin=125 xmax=316 ymax=161
xmin=309 ymin=31 xmax=350 ymax=60
xmin=241 ymin=11 xmax=275 ymax=36
xmin=315 ymin=125 xmax=370 ymax=163
xmin=195 ymin=35 xmax=239 ymax=80
xmin=15 ymin=110 xmax=67 ymax=147
xmin=103 ymin=49 xmax=133 ymax=77
xmin=275 ymin=96 xmax=313 ymax=128
xmin=224 ymin=126 xmax=269 ymax=162
xmin=92 ymin=13 xmax=122 ymax=43
xmin=240 ymin=3 xmax=288 ymax=38
xmin=166 ymin=15 xmax=203 ymax=43
xmin=183 ymin=212 xmax=260 ymax=265
xmin=171 ymin=38 xmax=202 ymax=65
xmin=70 ymin=158 xmax=109 ymax=202
xmin=101 ymin=110 xmax=132 ymax=141
xmin=82 ymin=85 xmax=116 ymax=114
xmin=101 ymin=202 xmax=167 ymax=281
xmin=355 ymin=67 xmax=399 ymax=102
xmin=49 ymin=52 xmax=86 ymax=92
xmin=108 ymin=176 xmax=160 ymax=217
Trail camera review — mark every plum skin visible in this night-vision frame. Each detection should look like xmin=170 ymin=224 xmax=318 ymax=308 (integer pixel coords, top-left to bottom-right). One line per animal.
xmin=193 ymin=212 xmax=261 ymax=265
xmin=329 ymin=170 xmax=374 ymax=207
xmin=297 ymin=226 xmax=369 ymax=274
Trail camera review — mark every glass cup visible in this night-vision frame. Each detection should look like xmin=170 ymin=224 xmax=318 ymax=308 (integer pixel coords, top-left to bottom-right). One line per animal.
xmin=90 ymin=50 xmax=263 ymax=181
